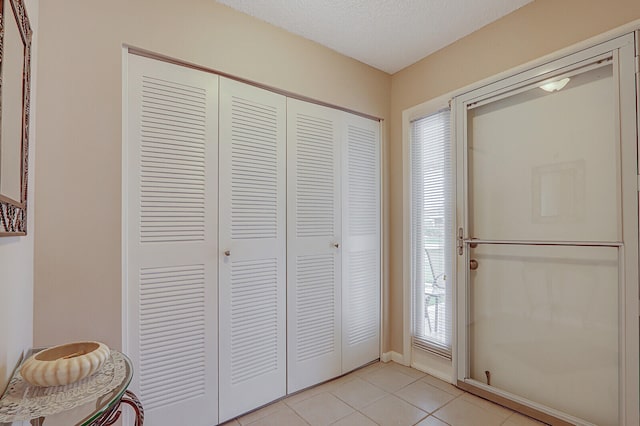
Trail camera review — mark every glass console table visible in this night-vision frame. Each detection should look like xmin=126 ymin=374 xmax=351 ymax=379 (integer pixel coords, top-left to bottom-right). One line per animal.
xmin=0 ymin=349 xmax=144 ymax=425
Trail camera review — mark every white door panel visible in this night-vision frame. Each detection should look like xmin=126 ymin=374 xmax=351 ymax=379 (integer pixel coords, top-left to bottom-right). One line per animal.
xmin=218 ymin=77 xmax=287 ymax=421
xmin=287 ymin=99 xmax=342 ymax=393
xmin=126 ymin=53 xmax=219 ymax=426
xmin=341 ymin=114 xmax=381 ymax=372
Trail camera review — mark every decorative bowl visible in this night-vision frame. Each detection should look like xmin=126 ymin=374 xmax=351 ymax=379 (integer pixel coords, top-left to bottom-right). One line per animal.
xmin=20 ymin=341 xmax=110 ymax=387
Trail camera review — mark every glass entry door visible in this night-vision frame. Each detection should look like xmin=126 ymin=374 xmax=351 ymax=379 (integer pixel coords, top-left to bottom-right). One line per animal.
xmin=456 ymin=33 xmax=638 ymax=426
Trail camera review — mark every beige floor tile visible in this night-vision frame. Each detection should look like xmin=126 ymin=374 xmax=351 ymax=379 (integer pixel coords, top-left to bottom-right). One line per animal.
xmin=361 ymin=367 xmax=418 ymax=392
xmin=331 ymin=376 xmax=389 ymax=409
xmin=459 ymin=393 xmax=512 ymax=420
xmin=415 ymin=416 xmax=450 ymax=426
xmin=286 ymin=374 xmax=358 ymax=406
xmin=245 ymin=406 xmax=309 ymax=426
xmin=238 ymin=401 xmax=287 ymax=425
xmin=331 ymin=411 xmax=379 ymax=426
xmin=502 ymin=413 xmax=548 ymax=426
xmin=432 ymin=397 xmax=504 ymax=426
xmin=393 ymin=380 xmax=456 ymax=413
xmin=360 ymin=394 xmax=428 ymax=426
xmin=315 ymin=372 xmax=358 ymax=393
xmin=286 ymin=386 xmax=329 ymax=406
xmin=354 ymin=361 xmax=388 ymax=377
xmin=420 ymin=375 xmax=464 ymax=396
xmin=224 ymin=364 xmax=549 ymax=426
xmin=386 ymin=362 xmax=427 ymax=379
xmin=290 ymin=392 xmax=354 ymax=426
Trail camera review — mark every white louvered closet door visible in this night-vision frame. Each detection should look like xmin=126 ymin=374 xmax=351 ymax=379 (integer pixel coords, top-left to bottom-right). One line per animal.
xmin=341 ymin=114 xmax=381 ymax=372
xmin=218 ymin=77 xmax=287 ymax=422
xmin=287 ymin=99 xmax=343 ymax=393
xmin=125 ymin=54 xmax=218 ymax=426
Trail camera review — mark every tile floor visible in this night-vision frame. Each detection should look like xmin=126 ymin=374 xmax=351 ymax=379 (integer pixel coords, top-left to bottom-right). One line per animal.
xmin=221 ymin=361 xmax=548 ymax=426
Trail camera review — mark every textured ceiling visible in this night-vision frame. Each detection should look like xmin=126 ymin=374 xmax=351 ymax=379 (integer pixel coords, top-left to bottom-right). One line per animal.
xmin=216 ymin=0 xmax=533 ymax=74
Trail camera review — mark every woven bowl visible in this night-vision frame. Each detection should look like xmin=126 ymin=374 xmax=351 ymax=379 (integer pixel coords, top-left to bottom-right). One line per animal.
xmin=20 ymin=341 xmax=110 ymax=387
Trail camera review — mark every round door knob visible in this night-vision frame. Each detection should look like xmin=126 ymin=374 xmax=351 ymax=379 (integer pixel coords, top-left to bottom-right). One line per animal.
xmin=469 ymin=259 xmax=479 ymax=270
xmin=333 ymin=243 xmax=340 ymax=248
xmin=224 ymin=250 xmax=231 ymax=257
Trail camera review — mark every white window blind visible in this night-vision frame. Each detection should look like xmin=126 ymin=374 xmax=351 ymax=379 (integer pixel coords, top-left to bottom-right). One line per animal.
xmin=410 ymin=108 xmax=453 ymax=359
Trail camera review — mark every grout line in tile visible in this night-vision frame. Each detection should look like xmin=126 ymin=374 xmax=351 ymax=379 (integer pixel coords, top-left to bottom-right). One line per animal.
xmin=360 ymin=370 xmax=422 ymax=391
xmin=355 ymin=407 xmax=382 ymax=425
xmin=287 ymin=404 xmax=315 ymax=425
xmin=294 ymin=409 xmax=312 ymax=426
xmin=427 ymin=414 xmax=452 ymax=425
xmin=328 ymin=387 xmax=389 ymax=413
xmin=391 ymin=380 xmax=466 ymax=414
xmin=419 ymin=375 xmax=465 ymax=397
xmin=392 ymin=389 xmax=448 ymax=415
xmin=330 ymin=409 xmax=359 ymax=425
xmin=415 ymin=412 xmax=430 ymax=425
xmin=430 ymin=391 xmax=465 ymax=416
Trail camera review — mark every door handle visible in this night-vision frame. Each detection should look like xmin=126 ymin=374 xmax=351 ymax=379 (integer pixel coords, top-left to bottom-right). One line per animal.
xmin=470 ymin=259 xmax=479 ymax=270
xmin=224 ymin=250 xmax=231 ymax=257
xmin=333 ymin=243 xmax=340 ymax=248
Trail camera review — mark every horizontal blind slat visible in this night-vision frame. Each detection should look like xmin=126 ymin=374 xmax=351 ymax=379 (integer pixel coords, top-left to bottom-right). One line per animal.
xmin=410 ymin=108 xmax=453 ymax=356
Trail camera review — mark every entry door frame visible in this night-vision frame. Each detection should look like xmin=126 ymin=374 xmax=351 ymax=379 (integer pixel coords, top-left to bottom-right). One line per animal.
xmin=454 ymin=33 xmax=639 ymax=425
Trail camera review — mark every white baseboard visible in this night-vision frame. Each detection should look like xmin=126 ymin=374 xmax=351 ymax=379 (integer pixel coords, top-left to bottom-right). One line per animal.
xmin=381 ymin=351 xmax=406 ymax=365
xmin=410 ymin=346 xmax=455 ymax=383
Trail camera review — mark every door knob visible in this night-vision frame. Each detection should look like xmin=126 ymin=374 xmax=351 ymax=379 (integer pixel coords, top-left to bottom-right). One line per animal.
xmin=224 ymin=250 xmax=231 ymax=257
xmin=470 ymin=259 xmax=479 ymax=270
xmin=333 ymin=243 xmax=340 ymax=248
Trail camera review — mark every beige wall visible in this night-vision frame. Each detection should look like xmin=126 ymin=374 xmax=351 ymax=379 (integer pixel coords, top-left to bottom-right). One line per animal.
xmin=33 ymin=0 xmax=391 ymax=351
xmin=32 ymin=0 xmax=640 ymax=364
xmin=0 ymin=0 xmax=38 ymax=392
xmin=389 ymin=0 xmax=640 ymax=353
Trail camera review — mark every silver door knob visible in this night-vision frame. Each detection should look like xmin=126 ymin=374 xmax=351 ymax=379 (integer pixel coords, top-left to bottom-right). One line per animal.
xmin=224 ymin=250 xmax=231 ymax=257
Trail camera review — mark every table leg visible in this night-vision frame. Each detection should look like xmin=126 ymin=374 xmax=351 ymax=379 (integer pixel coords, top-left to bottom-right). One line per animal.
xmin=92 ymin=402 xmax=121 ymax=425
xmin=120 ymin=390 xmax=144 ymax=426
xmin=92 ymin=390 xmax=144 ymax=426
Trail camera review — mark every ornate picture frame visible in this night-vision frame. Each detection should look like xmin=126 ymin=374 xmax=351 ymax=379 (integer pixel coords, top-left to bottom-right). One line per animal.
xmin=0 ymin=0 xmax=32 ymax=236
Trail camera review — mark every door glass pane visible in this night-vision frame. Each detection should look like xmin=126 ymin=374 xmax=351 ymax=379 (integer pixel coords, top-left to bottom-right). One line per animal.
xmin=468 ymin=64 xmax=618 ymax=242
xmin=469 ymin=244 xmax=619 ymax=426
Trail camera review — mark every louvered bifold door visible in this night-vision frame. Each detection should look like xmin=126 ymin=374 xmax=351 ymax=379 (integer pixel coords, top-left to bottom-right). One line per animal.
xmin=287 ymin=99 xmax=342 ymax=393
xmin=341 ymin=113 xmax=381 ymax=373
xmin=125 ymin=54 xmax=218 ymax=426
xmin=218 ymin=77 xmax=287 ymax=421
